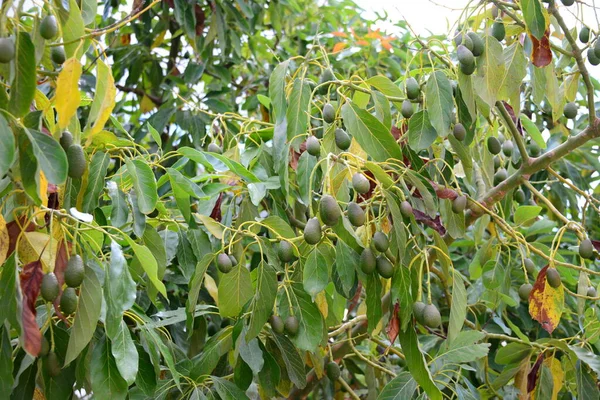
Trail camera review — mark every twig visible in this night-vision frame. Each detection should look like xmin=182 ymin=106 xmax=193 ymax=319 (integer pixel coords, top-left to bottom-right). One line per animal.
xmin=496 ymin=101 xmax=530 ymax=165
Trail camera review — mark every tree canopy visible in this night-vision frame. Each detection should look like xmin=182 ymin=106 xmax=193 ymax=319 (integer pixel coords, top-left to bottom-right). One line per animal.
xmin=1 ymin=0 xmax=600 ymax=398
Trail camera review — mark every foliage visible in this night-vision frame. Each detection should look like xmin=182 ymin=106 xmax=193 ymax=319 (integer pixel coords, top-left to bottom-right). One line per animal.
xmin=1 ymin=0 xmax=600 ymax=398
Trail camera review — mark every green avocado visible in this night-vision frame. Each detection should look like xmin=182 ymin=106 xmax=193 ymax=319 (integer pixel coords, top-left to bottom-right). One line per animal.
xmin=51 ymin=46 xmax=66 ymax=65
xmin=207 ymin=322 xmax=218 ymax=336
xmin=493 ymin=155 xmax=502 ymax=170
xmin=67 ymin=144 xmax=87 ymax=179
xmin=347 ymin=202 xmax=365 ymax=227
xmin=322 ymin=103 xmax=336 ymax=124
xmin=563 ymin=102 xmax=578 ymax=119
xmin=423 ymin=304 xmax=442 ymax=328
xmin=401 ymin=99 xmax=414 ymax=119
xmin=65 ymin=255 xmax=85 ymax=287
xmin=360 ymin=248 xmax=377 ymax=274
xmin=326 ymin=362 xmax=341 ymax=381
xmin=270 ymin=315 xmax=285 ymax=334
xmin=45 ymin=351 xmax=61 ymax=377
xmin=588 ymin=48 xmax=600 ymax=66
xmin=40 ymin=15 xmax=58 ymax=40
xmin=304 ymin=217 xmax=322 ymax=245
xmin=459 ymin=60 xmax=475 ymax=75
xmin=306 ymin=136 xmax=321 ymax=157
xmin=284 ymin=315 xmax=299 ymax=336
xmin=524 ymin=258 xmax=536 ymax=275
xmin=217 ymin=253 xmax=233 ymax=273
xmin=412 ymin=301 xmax=426 ymax=324
xmin=40 ymin=336 xmax=50 ymax=357
xmin=587 ymin=286 xmax=597 ymax=297
xmin=502 ymin=140 xmax=514 ymax=157
xmin=0 ymin=38 xmax=15 ymax=63
xmin=457 ymin=45 xmax=474 ymax=66
xmin=453 ymin=123 xmax=466 ymax=141
xmin=352 ymin=173 xmax=370 ymax=194
xmin=528 ymin=142 xmax=541 ymax=157
xmin=60 ymin=287 xmax=78 ymax=315
xmin=376 ymin=255 xmax=394 ymax=279
xmin=400 ymin=201 xmax=413 ymax=218
xmin=561 ymin=0 xmax=575 ymax=5
xmin=494 ymin=168 xmax=508 ymax=185
xmin=59 ymin=131 xmax=73 ymax=151
xmin=405 ymin=77 xmax=420 ymax=100
xmin=514 ymin=188 xmax=526 ymax=204
xmin=518 ymin=283 xmax=533 ymax=301
xmin=467 ymin=32 xmax=484 ymax=56
xmin=452 ymin=195 xmax=467 ymax=214
xmin=373 ymin=231 xmax=389 ymax=252
xmin=492 ymin=21 xmax=506 ymax=41
xmin=40 ymin=273 xmax=60 ymax=302
xmin=229 ymin=255 xmax=238 ymax=266
xmin=579 ymin=238 xmax=594 ymax=260
xmin=546 ymin=268 xmax=562 ymax=288
xmin=580 ymin=26 xmax=590 ymax=43
xmin=320 ymin=195 xmax=341 ymax=226
xmin=278 ymin=240 xmax=295 ymax=263
xmin=334 ymin=128 xmax=351 ymax=150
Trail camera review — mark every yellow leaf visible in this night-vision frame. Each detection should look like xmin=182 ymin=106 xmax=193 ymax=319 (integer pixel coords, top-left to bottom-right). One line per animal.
xmin=315 ymin=291 xmax=328 ymax=318
xmin=86 ymin=59 xmax=116 ymax=136
xmin=197 ymin=215 xmax=223 ymax=239
xmin=34 ymin=90 xmax=55 ymax=136
xmin=34 ymin=171 xmax=48 ymax=225
xmin=140 ymin=95 xmax=156 ymax=113
xmin=17 ymin=231 xmax=59 ymax=273
xmin=55 ymin=58 xmax=82 ymax=130
xmin=0 ymin=213 xmax=8 ymax=266
xmin=531 ymin=356 xmax=564 ymax=400
xmin=529 ymin=265 xmax=564 ymax=333
xmin=204 ymin=274 xmax=219 ymax=305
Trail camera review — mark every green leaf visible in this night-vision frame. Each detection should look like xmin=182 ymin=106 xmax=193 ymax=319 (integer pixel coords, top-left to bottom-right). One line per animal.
xmin=81 ymin=0 xmax=97 ymax=25
xmin=520 ymin=114 xmax=546 ymax=149
xmin=18 ymin=132 xmax=41 ymax=204
xmin=0 ymin=326 xmax=13 ymax=394
xmin=212 ymin=376 xmax=251 ymax=400
xmin=425 ymin=71 xmax=453 ymax=137
xmin=110 ymin=320 xmax=138 ymax=385
xmin=107 ymin=181 xmax=128 ymax=227
xmin=514 ymin=205 xmax=542 ymax=225
xmin=535 ymin=364 xmax=554 ymax=399
xmin=279 ymin=284 xmax=324 ymax=352
xmin=473 ymin=36 xmax=505 ymax=107
xmin=377 ymin=372 xmax=417 ymax=400
xmin=269 ymin=61 xmax=289 ymax=124
xmin=569 ymin=345 xmax=600 ymax=375
xmin=105 ymin=242 xmax=137 ymax=338
xmin=204 ymin=151 xmax=261 ymax=182
xmin=499 ymin=42 xmax=528 ymax=107
xmin=270 ymin=333 xmax=307 ymax=389
xmin=218 ymin=264 xmax=253 ymax=317
xmin=135 ymin=346 xmax=157 ymax=397
xmin=366 ymin=273 xmax=382 ymax=333
xmin=186 ymin=254 xmax=214 ymax=333
xmin=447 ymin=273 xmax=467 ymax=344
xmin=297 ymin=151 xmax=317 ymax=205
xmin=303 ymin=245 xmax=329 ymax=298
xmin=9 ymin=32 xmax=36 ymax=118
xmin=142 ymin=328 xmax=181 ymax=389
xmin=341 ymin=102 xmax=402 ymax=162
xmin=57 ymin=0 xmax=86 ymax=59
xmin=437 ymin=331 xmax=490 ymax=363
xmin=0 ymin=253 xmax=19 ymax=330
xmin=335 ymin=240 xmax=358 ymax=298
xmin=237 ymin=329 xmax=264 ymax=374
xmin=397 ymin=323 xmax=442 ymax=400
xmin=90 ymin=335 xmax=128 ymax=400
xmin=495 ymin=342 xmax=532 ymax=365
xmin=246 ymin=262 xmax=278 ymax=341
xmin=190 ymin=326 xmax=233 ymax=379
xmin=125 ymin=159 xmax=158 ymax=214
xmin=23 ymin=129 xmax=68 ymax=185
xmin=366 ymin=75 xmax=404 ymax=98
xmin=124 ymin=237 xmax=167 ymax=299
xmin=64 ymin=267 xmax=102 ymax=366
xmin=521 ymin=0 xmax=547 ymax=40
xmin=407 ymin=110 xmax=437 ymax=151
xmin=0 ymin=114 xmax=15 ymax=178
xmin=577 ymin=360 xmax=600 ymax=400
xmin=262 ymin=215 xmax=296 ymax=239
xmin=372 ymin=90 xmax=392 ymax=129
xmin=286 ymin=78 xmax=311 ymax=140
xmin=82 ymin=151 xmax=110 ymax=213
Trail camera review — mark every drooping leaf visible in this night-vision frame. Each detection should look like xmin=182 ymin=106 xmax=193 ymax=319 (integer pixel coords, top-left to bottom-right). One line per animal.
xmin=125 ymin=159 xmax=158 ymax=215
xmin=105 ymin=242 xmax=137 ymax=339
xmin=303 ymin=244 xmax=329 ymax=298
xmin=269 ymin=60 xmax=289 ymax=124
xmin=286 ymin=78 xmax=310 ymax=140
xmin=270 ymin=333 xmax=307 ymax=389
xmin=521 ymin=0 xmax=547 ymax=40
xmin=90 ymin=335 xmax=128 ymax=400
xmin=529 ymin=265 xmax=564 ymax=334
xmin=86 ymin=58 xmax=116 ymax=135
xmin=246 ymin=262 xmax=278 ymax=341
xmin=55 ymin=58 xmax=83 ymax=130
xmin=19 ymin=260 xmax=43 ymax=356
xmin=110 ymin=320 xmax=139 ymax=386
xmin=218 ymin=264 xmax=253 ymax=318
xmin=82 ymin=151 xmax=110 ymax=213
xmin=377 ymin=372 xmax=417 ymax=400
xmin=407 ymin=110 xmax=437 ymax=151
xmin=9 ymin=32 xmax=36 ymax=118
xmin=473 ymin=35 xmax=505 ymax=107
xmin=425 ymin=71 xmax=453 ymax=137
xmin=23 ymin=128 xmax=68 ymax=185
xmin=0 ymin=114 xmax=15 ymax=179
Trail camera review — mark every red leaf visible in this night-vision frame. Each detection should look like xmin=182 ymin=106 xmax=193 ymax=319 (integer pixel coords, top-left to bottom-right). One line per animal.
xmin=530 ymin=30 xmax=552 ymax=68
xmin=6 ymin=217 xmax=36 ymax=258
xmin=210 ymin=193 xmax=223 ymax=222
xmin=20 ymin=260 xmax=43 ymax=356
xmin=528 ymin=265 xmax=564 ymax=333
xmin=412 ymin=209 xmax=447 ymax=236
xmin=386 ymin=303 xmax=400 ymax=345
xmin=527 ymin=353 xmax=544 ymax=393
xmin=591 ymin=239 xmax=600 ymax=253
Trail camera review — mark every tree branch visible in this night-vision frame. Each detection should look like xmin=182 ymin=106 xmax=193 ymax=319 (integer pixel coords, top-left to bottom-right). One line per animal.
xmin=496 ymin=101 xmax=530 ymax=165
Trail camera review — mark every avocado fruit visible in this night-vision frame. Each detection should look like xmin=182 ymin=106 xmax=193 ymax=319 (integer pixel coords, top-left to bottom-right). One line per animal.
xmin=65 ymin=254 xmax=85 ymax=287
xmin=467 ymin=32 xmax=484 ymax=56
xmin=459 ymin=60 xmax=475 ymax=75
xmin=40 ymin=15 xmax=58 ymax=40
xmin=546 ymin=268 xmax=562 ymax=288
xmin=452 ymin=195 xmax=467 ymax=214
xmin=588 ymin=48 xmax=600 ymax=66
xmin=524 ymin=258 xmax=535 ymax=275
xmin=412 ymin=301 xmax=426 ymax=324
xmin=563 ymin=102 xmax=578 ymax=119
xmin=320 ymin=195 xmax=341 ymax=226
xmin=502 ymin=140 xmax=514 ymax=157
xmin=45 ymin=351 xmax=61 ymax=377
xmin=579 ymin=239 xmax=594 ymax=260
xmin=373 ymin=231 xmax=389 ymax=252
xmin=422 ymin=304 xmax=442 ymax=328
xmin=352 ymin=173 xmax=370 ymax=194
xmin=347 ymin=202 xmax=365 ymax=227
xmin=360 ymin=248 xmax=377 ymax=274
xmin=217 ymin=253 xmax=233 ymax=273
xmin=278 ymin=240 xmax=295 ymax=263
xmin=40 ymin=336 xmax=50 ymax=357
xmin=334 ymin=128 xmax=351 ymax=150
xmin=405 ymin=77 xmax=420 ymax=100
xmin=587 ymin=286 xmax=597 ymax=297
xmin=270 ymin=315 xmax=285 ymax=334
xmin=376 ymin=255 xmax=394 ymax=278
xmin=453 ymin=123 xmax=466 ymax=141
xmin=322 ymin=103 xmax=336 ymax=124
xmin=67 ymin=144 xmax=86 ymax=179
xmin=492 ymin=21 xmax=506 ymax=41
xmin=580 ymin=26 xmax=590 ymax=43
xmin=59 ymin=131 xmax=73 ymax=150
xmin=514 ymin=188 xmax=526 ymax=204
xmin=401 ymin=99 xmax=414 ymax=119
xmin=40 ymin=273 xmax=60 ymax=302
xmin=306 ymin=136 xmax=321 ymax=157
xmin=304 ymin=218 xmax=322 ymax=245
xmin=518 ymin=283 xmax=533 ymax=301
xmin=561 ymin=0 xmax=575 ymax=5
xmin=284 ymin=315 xmax=299 ymax=336
xmin=60 ymin=287 xmax=78 ymax=315
xmin=0 ymin=38 xmax=15 ymax=63
xmin=51 ymin=46 xmax=66 ymax=65
xmin=494 ymin=168 xmax=508 ymax=185
xmin=457 ymin=45 xmax=475 ymax=66
xmin=229 ymin=255 xmax=238 ymax=266
xmin=400 ymin=201 xmax=413 ymax=218
xmin=326 ymin=362 xmax=341 ymax=381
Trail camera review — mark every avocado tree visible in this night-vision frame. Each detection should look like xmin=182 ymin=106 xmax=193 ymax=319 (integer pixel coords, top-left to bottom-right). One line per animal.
xmin=1 ymin=0 xmax=600 ymax=398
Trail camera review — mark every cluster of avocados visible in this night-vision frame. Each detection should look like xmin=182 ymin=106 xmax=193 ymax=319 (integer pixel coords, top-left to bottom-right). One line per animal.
xmin=399 ymin=78 xmax=420 ymax=120
xmin=0 ymin=14 xmax=66 ymax=65
xmin=60 ymin=131 xmax=88 ymax=179
xmin=580 ymin=22 xmax=600 ymax=66
xmin=454 ymin=31 xmax=485 ymax=76
xmin=40 ymin=254 xmax=85 ymax=316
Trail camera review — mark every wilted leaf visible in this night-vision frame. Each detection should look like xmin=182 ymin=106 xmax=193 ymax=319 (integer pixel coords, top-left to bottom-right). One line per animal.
xmin=529 ymin=265 xmax=564 ymax=333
